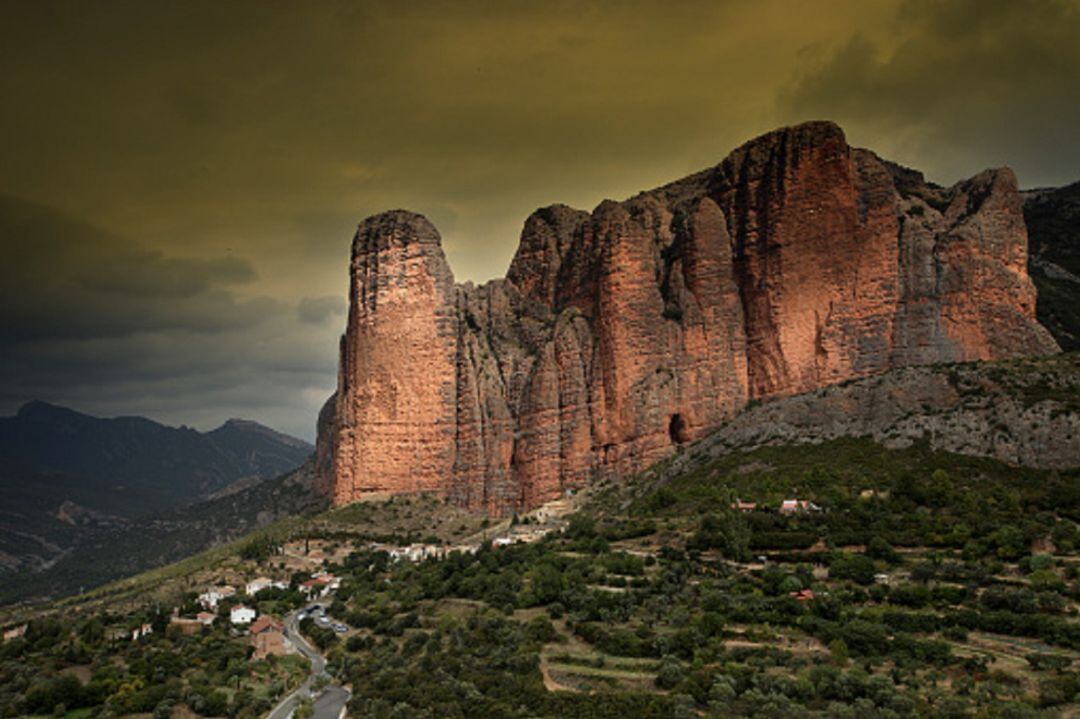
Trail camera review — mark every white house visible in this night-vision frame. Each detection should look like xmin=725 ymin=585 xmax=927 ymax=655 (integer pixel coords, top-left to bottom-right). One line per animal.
xmin=198 ymin=585 xmax=237 ymax=610
xmin=779 ymin=499 xmax=822 ymax=515
xmin=230 ymin=605 xmax=257 ymax=625
xmin=245 ymin=577 xmax=274 ymax=596
xmin=300 ymin=573 xmax=339 ymax=598
xmin=131 ymin=623 xmax=153 ymax=641
xmin=197 ymin=591 xmax=219 ymax=610
xmin=2 ymin=624 xmax=27 ymax=643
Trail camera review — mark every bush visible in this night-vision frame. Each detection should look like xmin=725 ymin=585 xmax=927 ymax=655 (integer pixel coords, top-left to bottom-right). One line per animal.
xmin=829 ymin=553 xmax=877 ymax=585
xmin=655 ymin=656 xmax=684 ymax=690
xmin=525 ymin=616 xmax=557 ymax=644
xmin=866 ymin=537 xmax=900 ymax=564
xmin=1026 ymin=653 xmax=1072 ymax=672
xmin=828 ymin=638 xmax=849 ymax=665
xmin=687 ymin=512 xmax=751 ymax=561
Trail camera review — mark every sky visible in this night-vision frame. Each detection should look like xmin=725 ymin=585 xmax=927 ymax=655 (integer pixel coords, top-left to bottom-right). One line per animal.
xmin=1 ymin=0 xmax=1078 ymax=441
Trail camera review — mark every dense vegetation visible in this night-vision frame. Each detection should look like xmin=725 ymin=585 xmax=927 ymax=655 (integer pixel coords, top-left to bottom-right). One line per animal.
xmin=2 ymin=438 xmax=1078 ymax=717
xmin=323 ymin=440 xmax=1079 ymax=717
xmin=0 ymin=607 xmax=307 ymax=718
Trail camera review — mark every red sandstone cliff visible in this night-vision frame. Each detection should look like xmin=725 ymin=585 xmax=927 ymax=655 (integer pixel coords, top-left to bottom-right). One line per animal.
xmin=317 ymin=121 xmax=1059 ymax=514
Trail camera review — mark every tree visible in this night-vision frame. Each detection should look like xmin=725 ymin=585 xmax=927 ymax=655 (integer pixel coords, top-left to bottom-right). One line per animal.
xmin=239 ymin=536 xmax=278 ymax=562
xmin=829 ymin=553 xmax=877 ymax=585
xmin=688 ymin=511 xmax=751 ymax=562
xmin=656 ymin=655 xmax=684 ymax=690
xmin=829 ymin=638 xmax=850 ymax=666
xmin=526 ymin=563 xmax=563 ymax=606
xmin=1026 ymin=653 xmax=1071 ymax=672
xmin=295 ymin=698 xmax=314 ymax=719
xmin=866 ymin=537 xmax=900 ymax=564
xmin=525 ymin=615 xmax=557 ymax=644
xmin=1028 ymin=569 xmax=1065 ymax=593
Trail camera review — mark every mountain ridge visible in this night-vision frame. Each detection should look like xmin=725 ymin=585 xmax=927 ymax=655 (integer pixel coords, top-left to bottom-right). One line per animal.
xmin=0 ymin=401 xmax=313 ymax=582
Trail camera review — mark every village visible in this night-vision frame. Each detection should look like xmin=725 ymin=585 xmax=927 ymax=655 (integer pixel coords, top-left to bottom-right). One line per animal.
xmin=124 ymin=496 xmax=575 ymax=663
xmin=0 ymin=490 xmax=836 ymax=657
xmin=2 ymin=448 xmax=1074 ymax=719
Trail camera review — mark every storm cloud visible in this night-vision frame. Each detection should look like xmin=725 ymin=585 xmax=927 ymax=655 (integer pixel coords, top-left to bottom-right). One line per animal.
xmin=0 ymin=197 xmax=339 ymax=439
xmin=780 ymin=0 xmax=1080 ymax=188
xmin=1 ymin=0 xmax=1076 ymax=439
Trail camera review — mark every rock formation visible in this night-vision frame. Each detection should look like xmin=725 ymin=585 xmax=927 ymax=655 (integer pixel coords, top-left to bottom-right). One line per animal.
xmin=318 ymin=121 xmax=1059 ymax=514
xmin=1024 ymin=180 xmax=1080 ymax=351
xmin=667 ymin=353 xmax=1080 ymax=474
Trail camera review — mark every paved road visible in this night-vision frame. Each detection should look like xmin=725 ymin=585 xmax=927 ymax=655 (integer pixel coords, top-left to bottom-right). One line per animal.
xmin=266 ymin=608 xmax=350 ymax=719
xmin=313 ymin=686 xmax=351 ymax=719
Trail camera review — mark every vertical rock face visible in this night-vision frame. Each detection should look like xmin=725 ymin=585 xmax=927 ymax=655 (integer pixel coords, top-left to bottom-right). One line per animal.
xmin=329 ymin=212 xmax=459 ymax=505
xmin=319 ymin=121 xmax=1059 ymax=514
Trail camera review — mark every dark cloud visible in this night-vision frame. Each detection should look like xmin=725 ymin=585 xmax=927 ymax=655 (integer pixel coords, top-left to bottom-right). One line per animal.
xmin=0 ymin=1 xmax=1074 ymax=440
xmin=0 ymin=197 xmax=268 ymax=341
xmin=780 ymin=0 xmax=1080 ymax=187
xmin=297 ymin=295 xmax=346 ymax=325
xmin=0 ymin=198 xmax=337 ymax=439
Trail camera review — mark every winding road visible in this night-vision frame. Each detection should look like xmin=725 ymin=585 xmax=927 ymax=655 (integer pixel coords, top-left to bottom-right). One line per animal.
xmin=266 ymin=607 xmax=350 ymax=719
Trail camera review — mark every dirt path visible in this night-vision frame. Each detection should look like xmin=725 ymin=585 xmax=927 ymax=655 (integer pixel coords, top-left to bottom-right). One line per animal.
xmin=539 ymin=655 xmax=581 ymax=693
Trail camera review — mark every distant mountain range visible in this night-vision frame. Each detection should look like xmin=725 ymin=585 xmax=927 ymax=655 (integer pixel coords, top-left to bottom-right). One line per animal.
xmin=0 ymin=401 xmax=315 ymax=598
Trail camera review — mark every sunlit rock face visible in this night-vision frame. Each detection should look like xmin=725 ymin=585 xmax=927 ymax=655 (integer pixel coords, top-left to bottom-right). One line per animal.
xmin=317 ymin=121 xmax=1058 ymax=514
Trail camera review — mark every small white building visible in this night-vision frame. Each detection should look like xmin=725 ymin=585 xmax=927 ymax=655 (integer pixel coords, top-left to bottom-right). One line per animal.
xmin=2 ymin=624 xmax=27 ymax=643
xmin=245 ymin=577 xmax=274 ymax=596
xmin=779 ymin=499 xmax=822 ymax=515
xmin=131 ymin=623 xmax=153 ymax=641
xmin=198 ymin=585 xmax=237 ymax=610
xmin=312 ymin=572 xmax=341 ymax=590
xmin=300 ymin=573 xmax=338 ymax=598
xmin=230 ymin=605 xmax=257 ymax=625
xmin=492 ymin=536 xmax=515 ymax=548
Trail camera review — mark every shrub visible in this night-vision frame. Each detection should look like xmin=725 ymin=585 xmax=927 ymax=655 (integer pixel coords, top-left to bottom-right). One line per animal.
xmin=829 ymin=553 xmax=877 ymax=585
xmin=655 ymin=655 xmax=684 ymax=690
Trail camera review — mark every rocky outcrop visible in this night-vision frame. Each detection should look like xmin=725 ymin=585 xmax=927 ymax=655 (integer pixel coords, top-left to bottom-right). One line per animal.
xmin=1024 ymin=181 xmax=1080 ymax=351
xmin=328 ymin=212 xmax=459 ymax=506
xmin=664 ymin=353 xmax=1080 ymax=474
xmin=319 ymin=121 xmax=1059 ymax=514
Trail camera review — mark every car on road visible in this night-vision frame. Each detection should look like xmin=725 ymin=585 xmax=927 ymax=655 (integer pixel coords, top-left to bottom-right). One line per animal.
xmin=332 ymin=623 xmax=348 ymax=633
xmin=315 ymin=616 xmax=331 ymax=627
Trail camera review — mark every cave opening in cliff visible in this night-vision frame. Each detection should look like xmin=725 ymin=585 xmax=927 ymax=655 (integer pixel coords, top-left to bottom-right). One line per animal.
xmin=669 ymin=413 xmax=689 ymax=445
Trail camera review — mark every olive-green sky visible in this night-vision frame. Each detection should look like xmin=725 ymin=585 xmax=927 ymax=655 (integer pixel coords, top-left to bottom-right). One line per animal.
xmin=2 ymin=0 xmax=1078 ymax=440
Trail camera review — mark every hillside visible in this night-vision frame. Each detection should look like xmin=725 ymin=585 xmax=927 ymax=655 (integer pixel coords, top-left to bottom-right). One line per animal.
xmin=0 ymin=460 xmax=328 ymax=605
xmin=2 ymin=393 xmax=1077 ymax=718
xmin=0 ymin=402 xmax=314 ymax=597
xmin=655 ymin=352 xmax=1079 ymax=476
